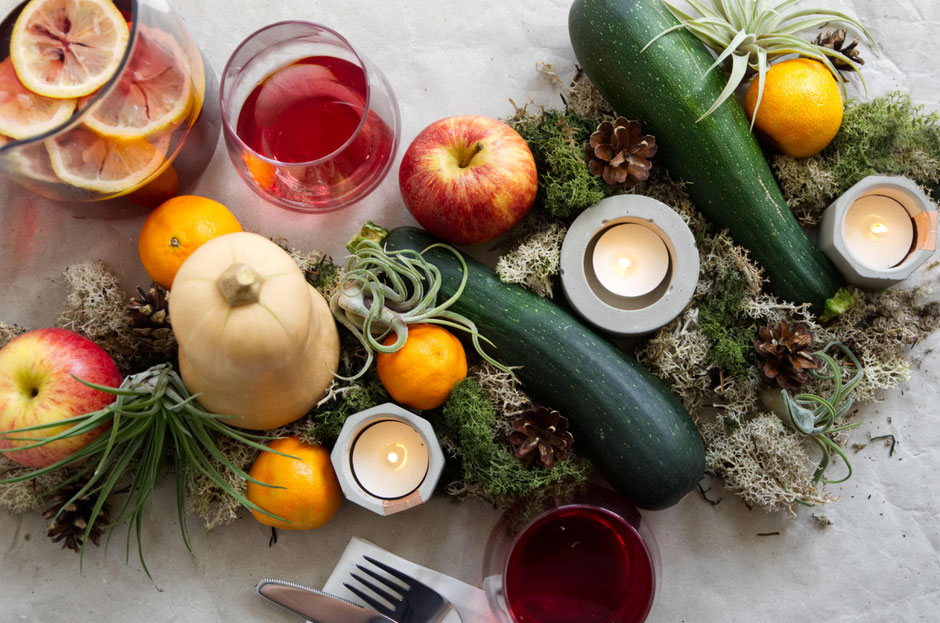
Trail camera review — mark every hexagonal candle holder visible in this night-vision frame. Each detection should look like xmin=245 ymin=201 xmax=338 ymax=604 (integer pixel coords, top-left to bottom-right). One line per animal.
xmin=330 ymin=403 xmax=445 ymax=516
xmin=560 ymin=194 xmax=700 ymax=336
xmin=818 ymin=175 xmax=938 ymax=289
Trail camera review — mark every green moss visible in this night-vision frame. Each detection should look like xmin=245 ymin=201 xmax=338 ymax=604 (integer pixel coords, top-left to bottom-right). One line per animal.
xmin=305 ymin=372 xmax=388 ymax=445
xmin=698 ymin=272 xmax=755 ymax=377
xmin=774 ymin=93 xmax=940 ymax=223
xmin=507 ymin=108 xmax=612 ymax=218
xmin=441 ymin=379 xmax=591 ymax=506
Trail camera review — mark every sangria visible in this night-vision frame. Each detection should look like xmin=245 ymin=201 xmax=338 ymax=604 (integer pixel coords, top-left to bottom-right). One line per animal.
xmin=220 ymin=21 xmax=400 ymax=212
xmin=483 ymin=486 xmax=660 ymax=623
xmin=0 ymin=0 xmax=220 ymax=206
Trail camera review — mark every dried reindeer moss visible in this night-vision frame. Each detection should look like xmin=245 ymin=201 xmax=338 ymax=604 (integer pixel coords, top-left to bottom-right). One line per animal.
xmin=774 ymin=92 xmax=940 ymax=225
xmin=495 ymin=215 xmax=568 ymax=297
xmin=0 ymin=322 xmax=27 ymax=348
xmin=704 ymin=414 xmax=834 ymax=513
xmin=0 ymin=455 xmax=78 ymax=514
xmin=56 ymin=261 xmax=163 ymax=374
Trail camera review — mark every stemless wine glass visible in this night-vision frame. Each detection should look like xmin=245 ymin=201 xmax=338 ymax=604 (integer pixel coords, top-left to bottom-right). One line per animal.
xmin=0 ymin=0 xmax=220 ymax=206
xmin=483 ymin=485 xmax=661 ymax=623
xmin=219 ymin=21 xmax=400 ymax=212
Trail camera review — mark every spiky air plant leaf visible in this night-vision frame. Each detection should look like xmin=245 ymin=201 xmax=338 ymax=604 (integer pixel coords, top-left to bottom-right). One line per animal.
xmin=643 ymin=0 xmax=878 ymax=123
xmin=330 ymin=223 xmax=512 ymax=380
xmin=772 ymin=341 xmax=864 ymax=485
xmin=0 ymin=364 xmax=290 ymax=578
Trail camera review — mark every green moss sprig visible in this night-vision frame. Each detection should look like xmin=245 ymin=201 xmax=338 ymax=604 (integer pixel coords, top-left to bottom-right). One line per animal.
xmin=507 ymin=108 xmax=613 ymax=218
xmin=440 ymin=379 xmax=591 ymax=506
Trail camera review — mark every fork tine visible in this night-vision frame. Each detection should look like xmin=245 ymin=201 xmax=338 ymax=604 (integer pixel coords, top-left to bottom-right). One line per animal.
xmin=349 ymin=572 xmax=402 ymax=608
xmin=363 ymin=555 xmax=416 ymax=587
xmin=357 ymin=563 xmax=407 ymax=593
xmin=343 ymin=582 xmax=395 ymax=617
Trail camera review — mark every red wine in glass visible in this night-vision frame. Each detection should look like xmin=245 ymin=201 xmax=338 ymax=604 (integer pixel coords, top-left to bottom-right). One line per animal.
xmin=504 ymin=505 xmax=655 ymax=623
xmin=234 ymin=55 xmax=393 ymax=204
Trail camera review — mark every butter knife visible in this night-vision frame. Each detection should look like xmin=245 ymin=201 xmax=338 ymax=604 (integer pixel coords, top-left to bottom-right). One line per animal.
xmin=257 ymin=578 xmax=397 ymax=623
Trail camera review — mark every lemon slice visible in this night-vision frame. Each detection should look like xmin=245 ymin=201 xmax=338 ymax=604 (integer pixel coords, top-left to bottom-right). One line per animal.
xmin=82 ymin=25 xmax=193 ymax=139
xmin=0 ymin=57 xmax=75 ymax=139
xmin=10 ymin=0 xmax=130 ymax=99
xmin=46 ymin=126 xmax=168 ymax=194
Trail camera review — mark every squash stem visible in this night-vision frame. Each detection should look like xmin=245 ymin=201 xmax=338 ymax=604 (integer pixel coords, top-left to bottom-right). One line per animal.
xmin=217 ymin=263 xmax=264 ymax=307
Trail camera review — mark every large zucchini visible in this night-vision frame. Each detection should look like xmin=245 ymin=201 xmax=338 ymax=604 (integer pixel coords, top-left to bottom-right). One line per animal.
xmin=569 ymin=0 xmax=842 ymax=312
xmin=386 ymin=226 xmax=704 ymax=510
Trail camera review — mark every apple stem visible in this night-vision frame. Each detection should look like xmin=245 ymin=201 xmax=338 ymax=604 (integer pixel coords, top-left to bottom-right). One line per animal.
xmin=459 ymin=142 xmax=484 ymax=168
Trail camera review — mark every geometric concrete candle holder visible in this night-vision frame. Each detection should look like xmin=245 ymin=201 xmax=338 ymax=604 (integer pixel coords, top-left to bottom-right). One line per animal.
xmin=560 ymin=194 xmax=700 ymax=336
xmin=330 ymin=403 xmax=445 ymax=516
xmin=818 ymin=175 xmax=938 ymax=289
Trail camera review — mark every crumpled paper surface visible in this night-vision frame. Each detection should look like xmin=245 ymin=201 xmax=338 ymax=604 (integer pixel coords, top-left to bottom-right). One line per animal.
xmin=0 ymin=0 xmax=938 ymax=621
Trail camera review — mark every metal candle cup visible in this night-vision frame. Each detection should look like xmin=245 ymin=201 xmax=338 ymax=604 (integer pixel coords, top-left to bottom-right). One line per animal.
xmin=560 ymin=195 xmax=699 ymax=336
xmin=330 ymin=403 xmax=445 ymax=516
xmin=819 ymin=175 xmax=938 ymax=289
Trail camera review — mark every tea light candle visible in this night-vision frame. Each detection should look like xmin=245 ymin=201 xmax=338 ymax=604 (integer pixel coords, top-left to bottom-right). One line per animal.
xmin=351 ymin=420 xmax=429 ymax=499
xmin=331 ymin=403 xmax=446 ymax=515
xmin=591 ymin=224 xmax=670 ymax=297
xmin=842 ymin=195 xmax=914 ymax=269
xmin=818 ymin=175 xmax=938 ymax=289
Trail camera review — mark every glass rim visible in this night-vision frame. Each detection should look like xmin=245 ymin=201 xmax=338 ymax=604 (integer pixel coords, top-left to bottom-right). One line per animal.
xmin=0 ymin=0 xmax=141 ymax=154
xmin=218 ymin=20 xmax=375 ymax=168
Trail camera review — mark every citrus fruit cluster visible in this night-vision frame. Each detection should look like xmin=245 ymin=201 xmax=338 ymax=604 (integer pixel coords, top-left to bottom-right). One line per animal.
xmin=0 ymin=0 xmax=202 ymax=196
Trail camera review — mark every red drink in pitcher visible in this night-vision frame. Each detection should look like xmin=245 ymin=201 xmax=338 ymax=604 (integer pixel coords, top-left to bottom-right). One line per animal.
xmin=504 ymin=505 xmax=655 ymax=623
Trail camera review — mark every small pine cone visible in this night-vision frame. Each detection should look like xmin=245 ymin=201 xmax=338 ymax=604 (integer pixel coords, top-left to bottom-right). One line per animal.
xmin=509 ymin=406 xmax=574 ymax=470
xmin=42 ymin=486 xmax=110 ymax=553
xmin=754 ymin=321 xmax=819 ymax=390
xmin=813 ymin=29 xmax=864 ymax=72
xmin=125 ymin=283 xmax=176 ymax=354
xmin=585 ymin=117 xmax=657 ymax=187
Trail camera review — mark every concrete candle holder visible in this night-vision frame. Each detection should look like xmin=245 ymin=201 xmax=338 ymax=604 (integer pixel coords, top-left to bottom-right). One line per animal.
xmin=330 ymin=403 xmax=445 ymax=516
xmin=818 ymin=175 xmax=938 ymax=289
xmin=560 ymin=195 xmax=699 ymax=336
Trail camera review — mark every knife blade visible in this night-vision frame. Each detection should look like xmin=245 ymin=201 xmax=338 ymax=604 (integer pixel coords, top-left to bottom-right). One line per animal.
xmin=257 ymin=579 xmax=397 ymax=623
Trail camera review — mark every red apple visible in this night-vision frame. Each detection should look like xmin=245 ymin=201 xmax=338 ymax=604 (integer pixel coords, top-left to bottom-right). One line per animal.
xmin=398 ymin=115 xmax=538 ymax=245
xmin=0 ymin=328 xmax=122 ymax=468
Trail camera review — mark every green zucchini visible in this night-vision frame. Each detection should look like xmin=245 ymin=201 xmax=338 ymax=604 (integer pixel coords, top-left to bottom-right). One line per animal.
xmin=568 ymin=0 xmax=842 ymax=313
xmin=385 ymin=226 xmax=704 ymax=510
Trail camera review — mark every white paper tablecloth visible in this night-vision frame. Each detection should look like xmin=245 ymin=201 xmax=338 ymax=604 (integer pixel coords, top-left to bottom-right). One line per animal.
xmin=1 ymin=1 xmax=938 ymax=622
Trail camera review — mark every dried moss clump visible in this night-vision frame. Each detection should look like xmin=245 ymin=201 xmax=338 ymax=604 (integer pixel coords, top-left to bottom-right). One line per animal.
xmin=440 ymin=378 xmax=591 ymax=506
xmin=187 ymin=431 xmax=259 ymax=531
xmin=507 ymin=107 xmax=612 ymax=219
xmin=274 ymin=237 xmax=342 ymax=299
xmin=774 ymin=93 xmax=940 ymax=225
xmin=704 ymin=414 xmax=834 ymax=512
xmin=495 ymin=215 xmax=568 ymax=297
xmin=56 ymin=261 xmax=169 ymax=374
xmin=0 ymin=322 xmax=27 ymax=348
xmin=0 ymin=455 xmax=78 ymax=514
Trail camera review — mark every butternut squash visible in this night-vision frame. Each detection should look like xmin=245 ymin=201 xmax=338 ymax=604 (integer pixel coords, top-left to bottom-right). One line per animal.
xmin=169 ymin=232 xmax=340 ymax=429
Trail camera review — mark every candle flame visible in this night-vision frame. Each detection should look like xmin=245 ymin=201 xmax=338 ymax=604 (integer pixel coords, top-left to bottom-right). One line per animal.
xmin=618 ymin=257 xmax=632 ymax=268
xmin=382 ymin=443 xmax=407 ymax=471
xmin=870 ymin=222 xmax=888 ymax=235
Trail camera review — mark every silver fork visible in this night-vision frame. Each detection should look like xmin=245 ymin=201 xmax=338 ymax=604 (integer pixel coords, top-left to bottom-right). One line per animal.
xmin=343 ymin=555 xmax=457 ymax=623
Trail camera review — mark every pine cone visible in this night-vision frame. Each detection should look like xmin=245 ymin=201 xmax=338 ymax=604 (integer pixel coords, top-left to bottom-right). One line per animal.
xmin=585 ymin=117 xmax=657 ymax=187
xmin=125 ymin=283 xmax=176 ymax=355
xmin=509 ymin=407 xmax=574 ymax=470
xmin=813 ymin=29 xmax=864 ymax=72
xmin=43 ymin=486 xmax=110 ymax=552
xmin=754 ymin=321 xmax=819 ymax=390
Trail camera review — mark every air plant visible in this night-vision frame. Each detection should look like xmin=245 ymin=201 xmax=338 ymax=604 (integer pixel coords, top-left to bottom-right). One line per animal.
xmin=330 ymin=227 xmax=512 ymax=380
xmin=643 ymin=0 xmax=878 ymax=123
xmin=775 ymin=341 xmax=864 ymax=485
xmin=0 ymin=364 xmax=288 ymax=577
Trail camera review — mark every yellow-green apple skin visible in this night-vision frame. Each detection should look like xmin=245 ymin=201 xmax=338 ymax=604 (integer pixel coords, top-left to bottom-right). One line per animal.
xmin=398 ymin=115 xmax=538 ymax=245
xmin=0 ymin=328 xmax=121 ymax=468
